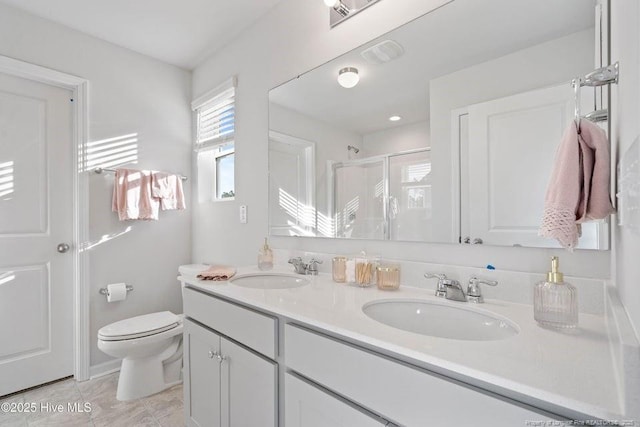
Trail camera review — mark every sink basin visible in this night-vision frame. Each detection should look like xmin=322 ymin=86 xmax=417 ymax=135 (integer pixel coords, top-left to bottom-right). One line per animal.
xmin=362 ymin=299 xmax=518 ymax=341
xmin=229 ymin=273 xmax=309 ymax=290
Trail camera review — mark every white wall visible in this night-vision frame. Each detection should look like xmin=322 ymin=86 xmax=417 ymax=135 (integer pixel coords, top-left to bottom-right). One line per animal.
xmin=192 ymin=0 xmax=609 ymax=280
xmin=0 ymin=4 xmax=192 ymax=368
xmin=361 ymin=121 xmax=430 ymax=157
xmin=611 ymin=0 xmax=640 ymax=337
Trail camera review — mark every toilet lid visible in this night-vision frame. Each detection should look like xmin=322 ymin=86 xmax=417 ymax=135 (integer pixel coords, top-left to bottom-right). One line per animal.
xmin=98 ymin=311 xmax=180 ymax=341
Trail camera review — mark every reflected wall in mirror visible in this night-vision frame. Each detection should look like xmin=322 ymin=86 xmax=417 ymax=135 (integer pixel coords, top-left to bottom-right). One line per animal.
xmin=269 ymin=0 xmax=610 ymax=250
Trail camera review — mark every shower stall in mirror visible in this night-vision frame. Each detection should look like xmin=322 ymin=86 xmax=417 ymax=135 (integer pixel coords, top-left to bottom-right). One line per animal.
xmin=330 ymin=149 xmax=431 ymax=241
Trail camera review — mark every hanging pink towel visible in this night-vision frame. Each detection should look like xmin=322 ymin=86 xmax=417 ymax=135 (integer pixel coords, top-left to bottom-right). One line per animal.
xmin=111 ymin=169 xmax=159 ymax=221
xmin=151 ymin=171 xmax=186 ymax=211
xmin=539 ymin=120 xmax=615 ymax=249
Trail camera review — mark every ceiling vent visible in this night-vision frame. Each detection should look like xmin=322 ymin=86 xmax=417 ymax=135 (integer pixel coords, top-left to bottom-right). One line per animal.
xmin=360 ymin=40 xmax=405 ymax=65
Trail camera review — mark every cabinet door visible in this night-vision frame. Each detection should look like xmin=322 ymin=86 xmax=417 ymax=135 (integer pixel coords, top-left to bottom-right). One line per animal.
xmin=220 ymin=337 xmax=277 ymax=427
xmin=285 ymin=373 xmax=387 ymax=427
xmin=184 ymin=319 xmax=222 ymax=427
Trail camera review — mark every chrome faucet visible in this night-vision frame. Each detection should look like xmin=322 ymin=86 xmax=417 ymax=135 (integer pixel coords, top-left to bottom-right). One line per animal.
xmin=424 ymin=273 xmax=467 ymax=302
xmin=466 ymin=276 xmax=498 ymax=303
xmin=288 ymin=257 xmax=323 ymax=275
xmin=288 ymin=257 xmax=307 ymax=274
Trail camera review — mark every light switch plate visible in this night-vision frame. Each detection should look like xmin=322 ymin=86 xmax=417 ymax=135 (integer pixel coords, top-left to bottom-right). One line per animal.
xmin=239 ymin=205 xmax=247 ymax=224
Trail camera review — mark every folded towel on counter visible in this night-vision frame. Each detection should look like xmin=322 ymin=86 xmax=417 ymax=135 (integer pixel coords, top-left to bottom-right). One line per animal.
xmin=151 ymin=171 xmax=186 ymax=211
xmin=539 ymin=120 xmax=615 ymax=249
xmin=112 ymin=169 xmax=159 ymax=221
xmin=197 ymin=265 xmax=237 ymax=281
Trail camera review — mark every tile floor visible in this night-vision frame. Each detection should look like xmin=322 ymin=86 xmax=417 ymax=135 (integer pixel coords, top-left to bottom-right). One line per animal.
xmin=0 ymin=373 xmax=184 ymax=427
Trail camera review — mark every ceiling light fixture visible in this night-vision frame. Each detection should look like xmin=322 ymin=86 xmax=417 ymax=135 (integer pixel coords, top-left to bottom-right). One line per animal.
xmin=337 ymin=67 xmax=359 ymax=88
xmin=324 ymin=0 xmax=350 ymax=17
xmin=389 ymin=115 xmax=402 ymax=122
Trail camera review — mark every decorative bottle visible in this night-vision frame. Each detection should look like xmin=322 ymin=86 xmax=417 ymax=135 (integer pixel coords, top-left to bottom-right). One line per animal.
xmin=258 ymin=238 xmax=274 ymax=271
xmin=534 ymin=256 xmax=578 ymax=328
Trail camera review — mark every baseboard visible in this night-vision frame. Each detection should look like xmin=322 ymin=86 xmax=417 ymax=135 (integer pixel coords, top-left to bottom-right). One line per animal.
xmin=88 ymin=359 xmax=121 ymax=380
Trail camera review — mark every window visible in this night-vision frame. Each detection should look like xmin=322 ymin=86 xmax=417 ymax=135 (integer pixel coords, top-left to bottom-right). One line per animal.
xmin=192 ymin=77 xmax=236 ymax=200
xmin=401 ymin=161 xmax=431 ymax=210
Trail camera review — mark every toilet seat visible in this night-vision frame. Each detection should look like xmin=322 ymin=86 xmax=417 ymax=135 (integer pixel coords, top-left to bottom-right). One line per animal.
xmin=98 ymin=311 xmax=181 ymax=341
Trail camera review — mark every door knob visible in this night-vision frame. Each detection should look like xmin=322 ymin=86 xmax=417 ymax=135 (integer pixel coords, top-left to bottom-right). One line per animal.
xmin=57 ymin=243 xmax=70 ymax=253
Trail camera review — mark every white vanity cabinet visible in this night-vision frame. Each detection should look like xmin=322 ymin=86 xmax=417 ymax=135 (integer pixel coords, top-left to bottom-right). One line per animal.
xmin=182 ymin=283 xmax=569 ymax=426
xmin=285 ymin=324 xmax=557 ymax=427
xmin=183 ymin=287 xmax=278 ymax=427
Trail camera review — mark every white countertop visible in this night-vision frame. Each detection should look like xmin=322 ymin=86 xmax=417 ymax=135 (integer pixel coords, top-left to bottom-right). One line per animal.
xmin=181 ymin=266 xmax=623 ymax=420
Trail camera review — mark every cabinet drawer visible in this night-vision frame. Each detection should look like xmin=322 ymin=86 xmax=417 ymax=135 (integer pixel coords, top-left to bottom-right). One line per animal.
xmin=285 ymin=324 xmax=554 ymax=427
xmin=184 ymin=287 xmax=277 ymax=358
xmin=285 ymin=373 xmax=387 ymax=427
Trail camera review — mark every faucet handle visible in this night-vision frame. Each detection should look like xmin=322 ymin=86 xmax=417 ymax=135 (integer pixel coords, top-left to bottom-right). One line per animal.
xmin=306 ymin=258 xmax=323 ymax=275
xmin=467 ymin=276 xmax=498 ymax=303
xmin=424 ymin=273 xmax=448 ymax=297
xmin=288 ymin=257 xmax=302 ymax=264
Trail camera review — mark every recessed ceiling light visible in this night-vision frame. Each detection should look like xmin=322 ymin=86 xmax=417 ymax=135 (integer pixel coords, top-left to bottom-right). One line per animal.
xmin=323 ymin=0 xmax=340 ymax=6
xmin=389 ymin=115 xmax=402 ymax=122
xmin=337 ymin=67 xmax=359 ymax=89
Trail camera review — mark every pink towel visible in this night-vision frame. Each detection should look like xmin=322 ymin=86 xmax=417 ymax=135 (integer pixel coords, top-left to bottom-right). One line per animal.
xmin=151 ymin=172 xmax=185 ymax=211
xmin=197 ymin=265 xmax=236 ymax=281
xmin=540 ymin=120 xmax=615 ymax=249
xmin=112 ymin=169 xmax=159 ymax=221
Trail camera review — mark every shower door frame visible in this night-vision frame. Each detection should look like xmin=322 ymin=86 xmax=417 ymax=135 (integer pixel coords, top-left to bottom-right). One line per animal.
xmin=328 ymin=147 xmax=430 ymax=240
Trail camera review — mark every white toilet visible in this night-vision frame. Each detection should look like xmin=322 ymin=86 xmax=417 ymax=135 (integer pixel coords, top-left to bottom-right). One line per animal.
xmin=97 ymin=311 xmax=184 ymax=401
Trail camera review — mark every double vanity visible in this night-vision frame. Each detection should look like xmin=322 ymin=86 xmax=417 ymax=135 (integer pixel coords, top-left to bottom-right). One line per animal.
xmin=180 ymin=267 xmax=628 ymax=426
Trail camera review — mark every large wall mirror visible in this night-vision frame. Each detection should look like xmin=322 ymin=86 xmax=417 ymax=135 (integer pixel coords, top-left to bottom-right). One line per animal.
xmin=268 ymin=0 xmax=610 ymax=250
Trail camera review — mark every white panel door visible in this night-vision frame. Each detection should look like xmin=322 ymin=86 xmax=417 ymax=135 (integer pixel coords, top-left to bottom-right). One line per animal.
xmin=0 ymin=72 xmax=74 ymax=396
xmin=464 ymin=84 xmax=605 ymax=248
xmin=220 ymin=337 xmax=277 ymax=427
xmin=285 ymin=373 xmax=387 ymax=427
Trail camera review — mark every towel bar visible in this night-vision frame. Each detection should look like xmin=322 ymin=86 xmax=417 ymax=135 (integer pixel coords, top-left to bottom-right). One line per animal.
xmin=94 ymin=167 xmax=187 ymax=181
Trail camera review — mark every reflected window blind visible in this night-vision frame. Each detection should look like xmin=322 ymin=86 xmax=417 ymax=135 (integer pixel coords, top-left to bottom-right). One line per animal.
xmin=192 ymin=77 xmax=236 ymax=150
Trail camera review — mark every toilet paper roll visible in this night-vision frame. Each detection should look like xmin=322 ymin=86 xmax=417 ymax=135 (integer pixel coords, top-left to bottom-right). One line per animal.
xmin=107 ymin=283 xmax=127 ymax=303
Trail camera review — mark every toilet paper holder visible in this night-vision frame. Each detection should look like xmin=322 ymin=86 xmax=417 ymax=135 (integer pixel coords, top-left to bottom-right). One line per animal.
xmin=99 ymin=285 xmax=134 ymax=297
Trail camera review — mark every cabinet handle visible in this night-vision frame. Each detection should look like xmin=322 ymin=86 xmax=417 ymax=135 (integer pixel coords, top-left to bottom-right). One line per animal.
xmin=208 ymin=350 xmax=218 ymax=359
xmin=217 ymin=354 xmax=228 ymax=363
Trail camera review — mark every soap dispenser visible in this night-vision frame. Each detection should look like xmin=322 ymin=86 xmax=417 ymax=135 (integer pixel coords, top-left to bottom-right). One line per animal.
xmin=258 ymin=238 xmax=274 ymax=271
xmin=534 ymin=256 xmax=578 ymax=328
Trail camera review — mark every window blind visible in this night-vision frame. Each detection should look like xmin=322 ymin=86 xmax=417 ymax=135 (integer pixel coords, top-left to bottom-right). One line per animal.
xmin=192 ymin=77 xmax=236 ymax=150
